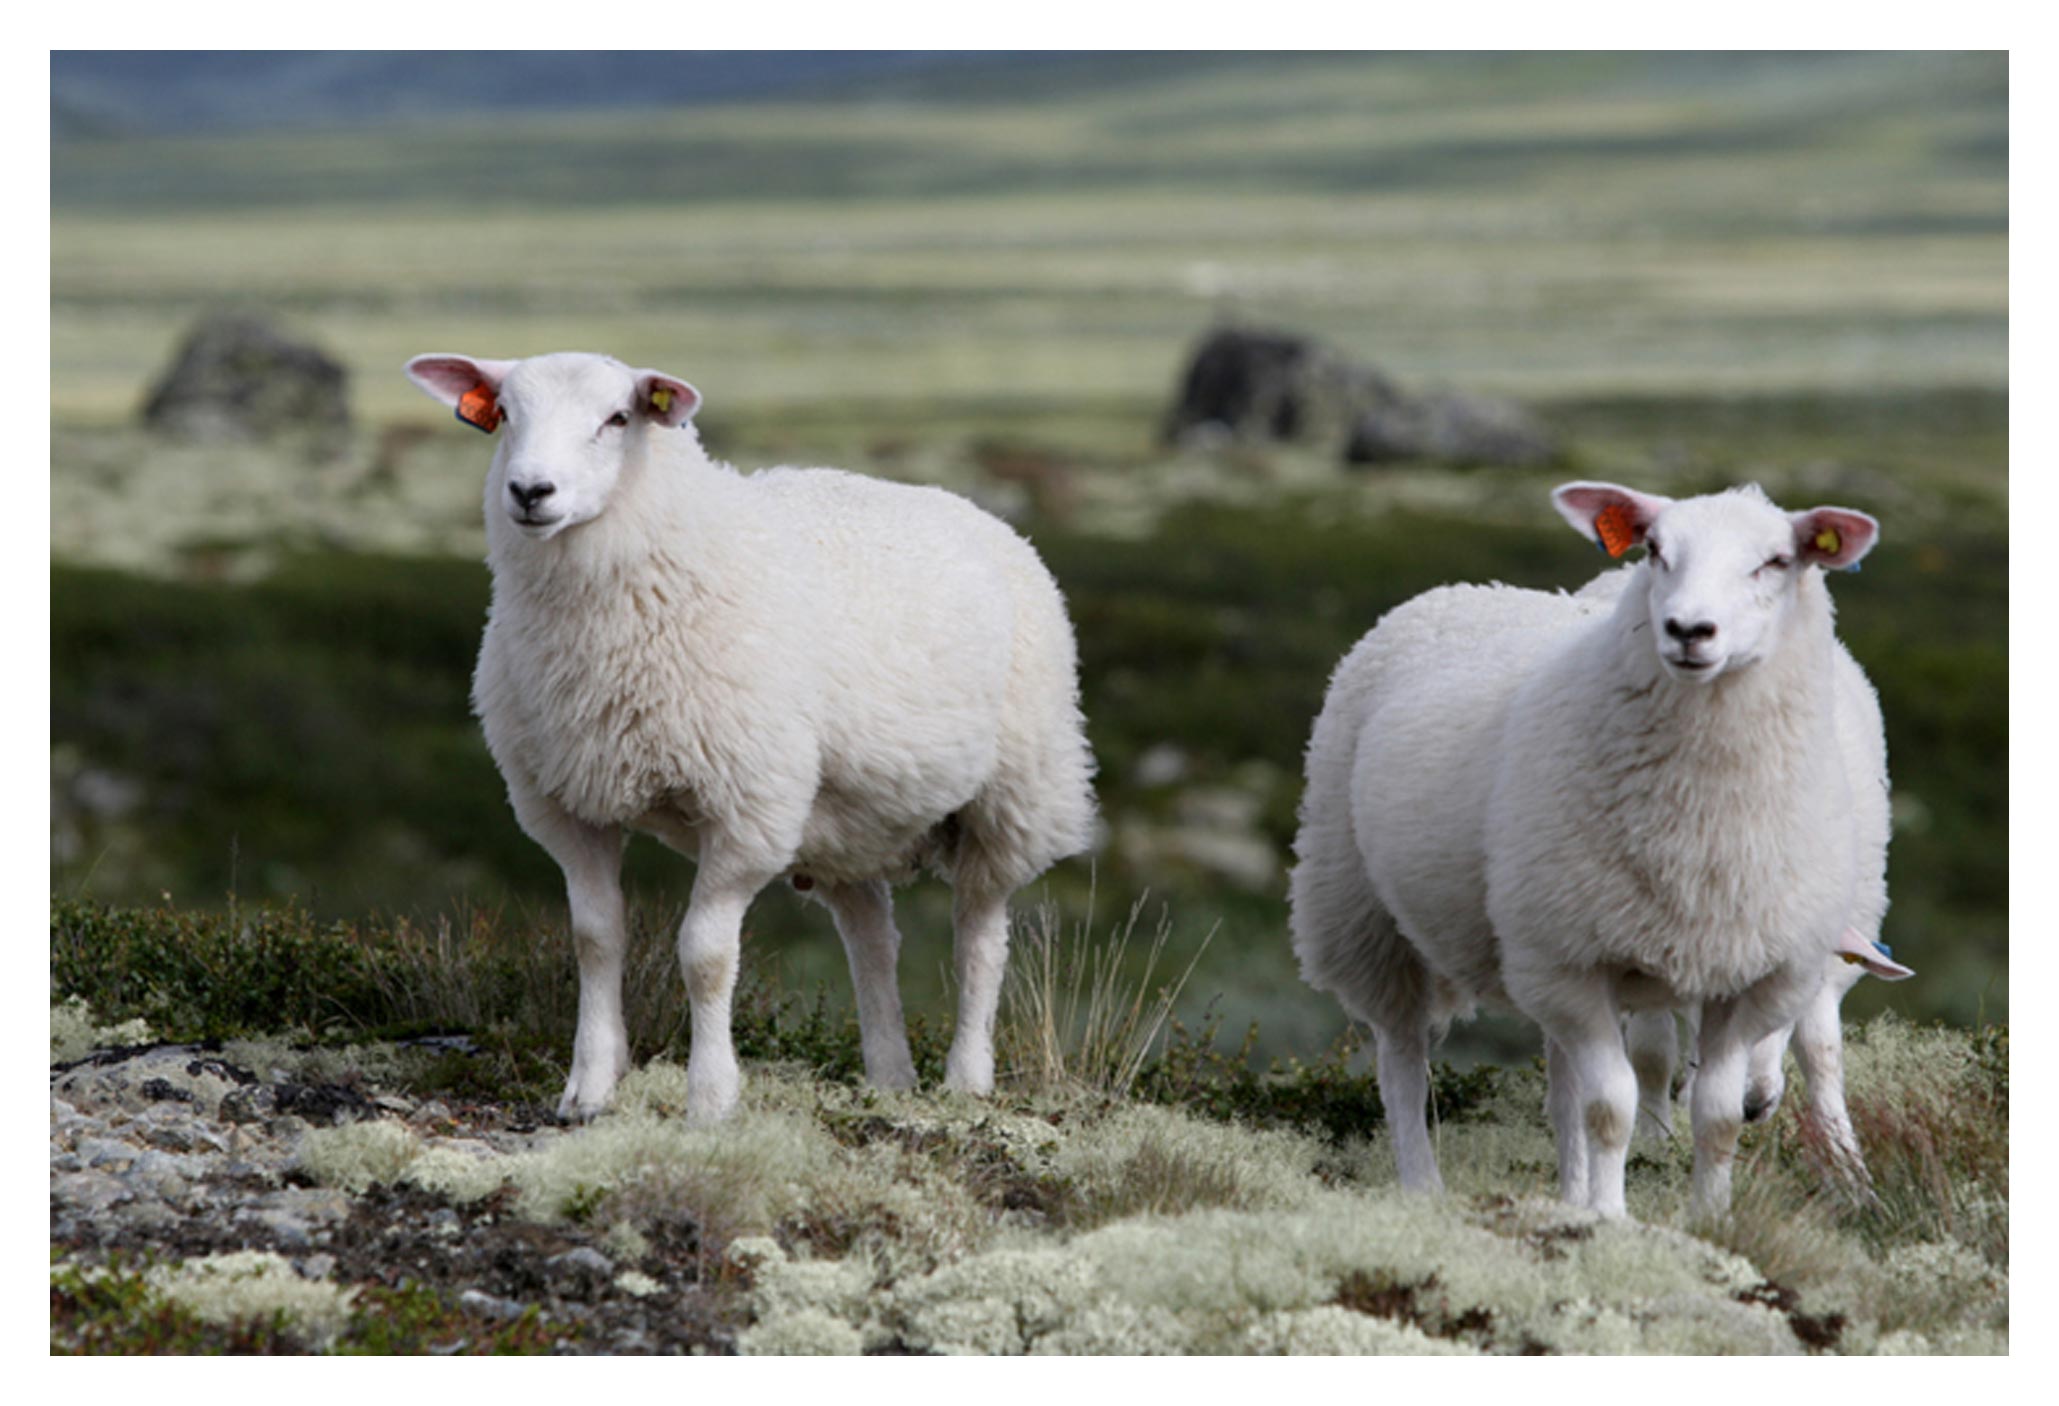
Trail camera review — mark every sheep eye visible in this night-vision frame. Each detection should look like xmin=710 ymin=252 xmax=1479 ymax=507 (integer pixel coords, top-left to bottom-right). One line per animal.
xmin=604 ymin=411 xmax=630 ymax=429
xmin=1760 ymin=555 xmax=1792 ymax=574
xmin=1646 ymin=543 xmax=1665 ymax=567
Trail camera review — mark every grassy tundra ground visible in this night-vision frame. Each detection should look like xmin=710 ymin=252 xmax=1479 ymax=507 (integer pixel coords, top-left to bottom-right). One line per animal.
xmin=50 ymin=900 xmax=2007 ymax=1354
xmin=52 ymin=52 xmax=2006 ymax=1351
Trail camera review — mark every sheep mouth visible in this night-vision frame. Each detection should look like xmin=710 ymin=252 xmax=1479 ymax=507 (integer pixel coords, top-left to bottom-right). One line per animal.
xmin=1662 ymin=653 xmax=1718 ymax=677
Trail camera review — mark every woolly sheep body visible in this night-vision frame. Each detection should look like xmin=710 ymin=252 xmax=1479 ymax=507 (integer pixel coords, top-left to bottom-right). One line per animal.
xmin=1289 ymin=483 xmax=1882 ymax=1217
xmin=410 ymin=351 xmax=1096 ymax=1121
xmin=1628 ymin=621 xmax=1897 ymax=1173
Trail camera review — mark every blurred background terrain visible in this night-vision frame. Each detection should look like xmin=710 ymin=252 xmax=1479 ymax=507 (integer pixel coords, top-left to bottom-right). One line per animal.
xmin=49 ymin=51 xmax=2006 ymax=1062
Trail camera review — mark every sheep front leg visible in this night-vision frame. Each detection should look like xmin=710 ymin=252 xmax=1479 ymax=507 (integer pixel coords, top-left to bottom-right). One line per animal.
xmin=677 ymin=863 xmax=771 ymax=1123
xmin=822 ymin=880 xmax=918 ymax=1089
xmin=507 ymin=782 xmax=630 ymax=1120
xmin=1687 ymin=998 xmax=1754 ymax=1219
xmin=1528 ymin=985 xmax=1637 ymax=1218
xmin=944 ymin=889 xmax=1010 ymax=1093
xmin=1691 ymin=970 xmax=1812 ymax=1217
xmin=1545 ymin=1038 xmax=1590 ymax=1207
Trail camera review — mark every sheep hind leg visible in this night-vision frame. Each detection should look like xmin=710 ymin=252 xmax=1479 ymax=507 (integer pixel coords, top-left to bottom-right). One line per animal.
xmin=1792 ymin=964 xmax=1870 ymax=1187
xmin=820 ymin=879 xmax=918 ymax=1090
xmin=1374 ymin=1020 xmax=1444 ymax=1194
xmin=1625 ymin=1010 xmax=1679 ymax=1142
xmin=943 ymin=887 xmax=1011 ymax=1094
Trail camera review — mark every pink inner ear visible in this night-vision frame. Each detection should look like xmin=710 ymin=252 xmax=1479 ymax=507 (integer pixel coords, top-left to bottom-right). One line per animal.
xmin=1796 ymin=507 xmax=1879 ymax=570
xmin=639 ymin=372 xmax=701 ymax=427
xmin=405 ymin=354 xmax=511 ymax=410
xmin=1553 ymin=482 xmax=1659 ymax=552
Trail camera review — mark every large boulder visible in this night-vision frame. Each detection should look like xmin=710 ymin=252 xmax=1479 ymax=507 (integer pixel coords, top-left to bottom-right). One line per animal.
xmin=1164 ymin=323 xmax=1559 ymax=468
xmin=1162 ymin=327 xmax=1391 ymax=447
xmin=1343 ymin=388 xmax=1558 ymax=469
xmin=141 ymin=313 xmax=350 ymax=441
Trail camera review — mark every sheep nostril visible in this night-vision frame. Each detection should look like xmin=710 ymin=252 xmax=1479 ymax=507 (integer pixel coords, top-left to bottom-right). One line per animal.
xmin=1665 ymin=617 xmax=1717 ymax=643
xmin=510 ymin=481 xmax=556 ymax=511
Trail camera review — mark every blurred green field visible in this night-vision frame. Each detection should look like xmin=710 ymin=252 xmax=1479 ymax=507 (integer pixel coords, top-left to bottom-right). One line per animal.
xmin=50 ymin=51 xmax=2007 ymax=1060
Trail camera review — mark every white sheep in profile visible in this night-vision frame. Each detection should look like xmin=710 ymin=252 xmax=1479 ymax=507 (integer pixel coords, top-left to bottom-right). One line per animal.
xmin=405 ymin=351 xmax=1097 ymax=1123
xmin=1290 ymin=480 xmax=1889 ymax=1218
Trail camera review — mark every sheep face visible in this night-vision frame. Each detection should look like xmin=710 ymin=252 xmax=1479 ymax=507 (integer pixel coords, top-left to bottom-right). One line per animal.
xmin=1554 ymin=482 xmax=1878 ymax=685
xmin=405 ymin=351 xmax=700 ymax=541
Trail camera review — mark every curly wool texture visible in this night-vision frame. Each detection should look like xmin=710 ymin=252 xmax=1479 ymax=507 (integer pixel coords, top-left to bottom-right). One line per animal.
xmin=472 ymin=378 xmax=1096 ymax=895
xmin=1293 ymin=554 xmax=1877 ymax=1025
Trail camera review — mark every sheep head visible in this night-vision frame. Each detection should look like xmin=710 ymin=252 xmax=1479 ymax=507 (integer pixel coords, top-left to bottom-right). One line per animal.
xmin=405 ymin=351 xmax=700 ymax=540
xmin=1553 ymin=481 xmax=1878 ymax=684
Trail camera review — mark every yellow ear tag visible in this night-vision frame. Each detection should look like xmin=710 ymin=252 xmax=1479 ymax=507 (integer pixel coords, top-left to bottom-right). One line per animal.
xmin=650 ymin=387 xmax=673 ymax=415
xmin=1595 ymin=502 xmax=1638 ymax=558
xmin=1815 ymin=526 xmax=1842 ymax=556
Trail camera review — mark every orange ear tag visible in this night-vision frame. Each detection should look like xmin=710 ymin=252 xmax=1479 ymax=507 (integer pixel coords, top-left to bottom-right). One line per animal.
xmin=456 ymin=384 xmax=503 ymax=433
xmin=1594 ymin=502 xmax=1638 ymax=558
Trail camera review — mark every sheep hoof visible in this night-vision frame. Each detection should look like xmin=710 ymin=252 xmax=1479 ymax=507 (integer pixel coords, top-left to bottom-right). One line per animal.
xmin=942 ymin=1047 xmax=994 ymax=1096
xmin=685 ymin=1060 xmax=743 ymax=1123
xmin=556 ymin=1086 xmax=611 ymax=1123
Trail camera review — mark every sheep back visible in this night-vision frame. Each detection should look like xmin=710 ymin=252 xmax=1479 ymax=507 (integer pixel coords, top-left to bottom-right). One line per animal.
xmin=475 ymin=456 xmax=1093 ymax=890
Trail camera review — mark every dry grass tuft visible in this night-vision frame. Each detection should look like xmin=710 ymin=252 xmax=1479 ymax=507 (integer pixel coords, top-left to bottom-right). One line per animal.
xmin=998 ymin=892 xmax=1210 ymax=1101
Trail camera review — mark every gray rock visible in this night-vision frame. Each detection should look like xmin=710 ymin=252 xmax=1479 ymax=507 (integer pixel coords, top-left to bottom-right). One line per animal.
xmin=460 ymin=1288 xmax=531 ymax=1322
xmin=1163 ymin=326 xmax=1393 ymax=447
xmin=1344 ymin=387 xmax=1559 ymax=469
xmin=549 ymin=1247 xmax=615 ymax=1281
xmin=140 ymin=312 xmax=350 ymax=443
xmin=52 ymin=1169 xmax=133 ymax=1214
xmin=77 ymin=1137 xmax=140 ymax=1171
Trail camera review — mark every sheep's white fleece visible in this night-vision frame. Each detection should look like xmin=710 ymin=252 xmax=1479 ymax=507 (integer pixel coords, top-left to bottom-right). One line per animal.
xmin=432 ymin=351 xmax=1096 ymax=1122
xmin=476 ymin=453 xmax=1095 ymax=897
xmin=1290 ymin=489 xmax=1880 ymax=1216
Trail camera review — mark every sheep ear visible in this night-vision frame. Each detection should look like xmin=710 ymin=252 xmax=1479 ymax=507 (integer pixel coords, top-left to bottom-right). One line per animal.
xmin=1552 ymin=482 xmax=1670 ymax=558
xmin=636 ymin=370 xmax=701 ymax=427
xmin=1836 ymin=926 xmax=1914 ymax=980
xmin=1792 ymin=506 xmax=1879 ymax=572
xmin=406 ymin=354 xmax=515 ymax=433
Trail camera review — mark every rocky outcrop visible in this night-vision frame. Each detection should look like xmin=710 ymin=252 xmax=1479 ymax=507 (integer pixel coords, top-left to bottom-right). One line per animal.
xmin=1164 ymin=324 xmax=1558 ymax=468
xmin=140 ymin=313 xmax=350 ymax=442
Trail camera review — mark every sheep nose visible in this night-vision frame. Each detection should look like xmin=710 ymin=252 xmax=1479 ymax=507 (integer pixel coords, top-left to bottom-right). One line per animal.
xmin=1665 ymin=617 xmax=1717 ymax=643
xmin=509 ymin=481 xmax=556 ymax=512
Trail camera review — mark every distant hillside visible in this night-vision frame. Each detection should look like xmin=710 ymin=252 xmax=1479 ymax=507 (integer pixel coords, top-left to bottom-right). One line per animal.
xmin=48 ymin=51 xmax=1040 ymax=138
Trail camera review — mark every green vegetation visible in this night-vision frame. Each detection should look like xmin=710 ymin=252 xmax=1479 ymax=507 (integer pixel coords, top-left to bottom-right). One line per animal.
xmin=52 ymin=463 xmax=2008 ymax=1043
xmin=49 ymin=896 xmax=2009 ymax=1354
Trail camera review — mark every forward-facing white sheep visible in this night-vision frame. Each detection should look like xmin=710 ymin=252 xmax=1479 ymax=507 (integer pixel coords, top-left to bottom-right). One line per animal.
xmin=405 ymin=351 xmax=1097 ymax=1122
xmin=1571 ymin=561 xmax=1915 ymax=1176
xmin=1289 ymin=481 xmax=1884 ymax=1217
